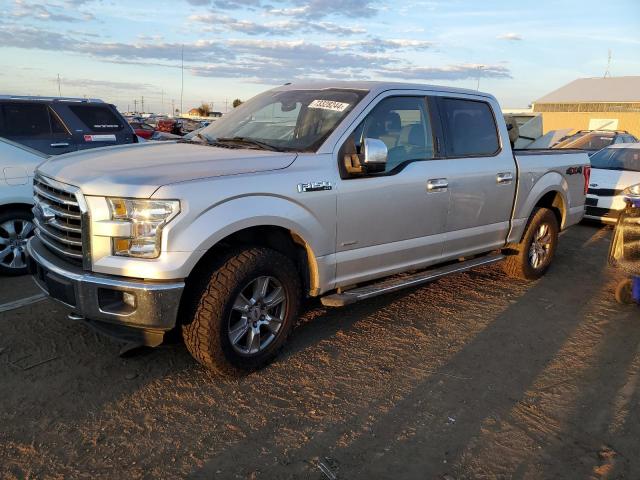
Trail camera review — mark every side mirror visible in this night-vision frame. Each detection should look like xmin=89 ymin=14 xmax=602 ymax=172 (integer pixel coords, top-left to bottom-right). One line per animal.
xmin=363 ymin=138 xmax=388 ymax=172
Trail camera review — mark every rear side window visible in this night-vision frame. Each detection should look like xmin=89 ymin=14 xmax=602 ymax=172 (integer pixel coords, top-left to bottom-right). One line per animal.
xmin=0 ymin=103 xmax=69 ymax=138
xmin=69 ymin=105 xmax=123 ymax=132
xmin=440 ymin=98 xmax=500 ymax=157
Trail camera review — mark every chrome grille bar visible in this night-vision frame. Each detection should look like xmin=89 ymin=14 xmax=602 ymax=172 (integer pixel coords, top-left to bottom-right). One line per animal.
xmin=33 ymin=184 xmax=79 ymax=207
xmin=32 ymin=175 xmax=89 ymax=267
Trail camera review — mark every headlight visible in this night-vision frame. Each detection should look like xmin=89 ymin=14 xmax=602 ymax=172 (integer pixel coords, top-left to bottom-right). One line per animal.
xmin=107 ymin=198 xmax=180 ymax=258
xmin=622 ymin=184 xmax=640 ymax=196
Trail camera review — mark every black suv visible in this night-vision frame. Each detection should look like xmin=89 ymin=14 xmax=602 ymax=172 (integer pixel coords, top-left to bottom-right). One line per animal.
xmin=0 ymin=96 xmax=136 ymax=155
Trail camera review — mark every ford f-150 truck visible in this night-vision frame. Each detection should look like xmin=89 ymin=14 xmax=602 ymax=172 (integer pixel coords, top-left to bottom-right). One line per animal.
xmin=27 ymin=82 xmax=590 ymax=374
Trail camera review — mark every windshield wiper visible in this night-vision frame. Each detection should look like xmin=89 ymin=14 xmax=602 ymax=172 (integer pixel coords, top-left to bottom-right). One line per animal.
xmin=214 ymin=136 xmax=280 ymax=151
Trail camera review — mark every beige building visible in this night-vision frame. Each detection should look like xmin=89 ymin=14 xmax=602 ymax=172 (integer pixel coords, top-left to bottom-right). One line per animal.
xmin=532 ymin=76 xmax=640 ymax=137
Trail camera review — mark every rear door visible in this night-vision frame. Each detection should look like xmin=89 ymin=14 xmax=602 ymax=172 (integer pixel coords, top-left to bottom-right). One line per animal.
xmin=435 ymin=96 xmax=517 ymax=259
xmin=0 ymin=102 xmax=74 ymax=155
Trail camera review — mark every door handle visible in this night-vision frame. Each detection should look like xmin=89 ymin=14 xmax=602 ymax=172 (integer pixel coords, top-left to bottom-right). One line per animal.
xmin=427 ymin=178 xmax=448 ymax=192
xmin=496 ymin=172 xmax=513 ymax=184
xmin=50 ymin=143 xmax=70 ymax=148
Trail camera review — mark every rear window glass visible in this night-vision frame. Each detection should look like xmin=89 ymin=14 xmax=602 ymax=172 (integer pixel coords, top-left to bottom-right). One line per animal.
xmin=440 ymin=98 xmax=500 ymax=157
xmin=69 ymin=105 xmax=123 ymax=132
xmin=1 ymin=103 xmax=51 ymax=137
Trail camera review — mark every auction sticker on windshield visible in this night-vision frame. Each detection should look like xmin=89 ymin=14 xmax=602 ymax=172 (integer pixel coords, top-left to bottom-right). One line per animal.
xmin=308 ymin=100 xmax=350 ymax=112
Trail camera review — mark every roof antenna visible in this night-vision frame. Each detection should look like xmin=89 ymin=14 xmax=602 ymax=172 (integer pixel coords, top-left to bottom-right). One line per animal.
xmin=604 ymin=49 xmax=612 ymax=78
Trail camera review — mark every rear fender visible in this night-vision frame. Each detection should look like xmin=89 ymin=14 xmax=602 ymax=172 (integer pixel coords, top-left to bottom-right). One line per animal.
xmin=508 ymin=171 xmax=569 ymax=244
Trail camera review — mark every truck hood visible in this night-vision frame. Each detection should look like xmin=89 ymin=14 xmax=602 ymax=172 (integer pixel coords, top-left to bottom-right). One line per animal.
xmin=36 ymin=142 xmax=297 ymax=197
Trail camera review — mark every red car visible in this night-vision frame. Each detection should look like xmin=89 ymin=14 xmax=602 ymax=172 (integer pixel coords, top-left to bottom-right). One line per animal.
xmin=129 ymin=121 xmax=155 ymax=139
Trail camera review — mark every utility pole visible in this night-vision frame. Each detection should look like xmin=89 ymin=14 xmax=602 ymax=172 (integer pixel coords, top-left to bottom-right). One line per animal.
xmin=225 ymin=98 xmax=228 ymax=113
xmin=57 ymin=74 xmax=61 ymax=97
xmin=134 ymin=99 xmax=137 ymax=113
xmin=604 ymin=49 xmax=612 ymax=78
xmin=180 ymin=44 xmax=184 ymax=115
xmin=141 ymin=96 xmax=144 ymax=114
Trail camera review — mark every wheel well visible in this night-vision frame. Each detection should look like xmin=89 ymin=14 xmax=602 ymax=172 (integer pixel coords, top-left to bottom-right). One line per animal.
xmin=188 ymin=225 xmax=314 ymax=295
xmin=534 ymin=191 xmax=565 ymax=227
xmin=0 ymin=203 xmax=33 ymax=216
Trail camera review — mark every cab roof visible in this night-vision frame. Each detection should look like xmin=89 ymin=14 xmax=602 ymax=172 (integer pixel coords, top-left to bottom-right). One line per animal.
xmin=272 ymin=80 xmax=494 ymax=100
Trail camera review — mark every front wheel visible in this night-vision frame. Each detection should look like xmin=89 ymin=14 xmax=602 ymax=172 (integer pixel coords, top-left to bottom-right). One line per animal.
xmin=182 ymin=247 xmax=301 ymax=374
xmin=503 ymin=207 xmax=559 ymax=280
xmin=0 ymin=209 xmax=36 ymax=276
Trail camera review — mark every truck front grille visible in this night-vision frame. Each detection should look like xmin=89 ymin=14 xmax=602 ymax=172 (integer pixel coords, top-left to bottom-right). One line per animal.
xmin=33 ymin=175 xmax=87 ymax=266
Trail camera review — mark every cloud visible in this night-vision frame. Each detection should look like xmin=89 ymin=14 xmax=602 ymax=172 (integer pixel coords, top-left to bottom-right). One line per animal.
xmin=0 ymin=25 xmax=232 ymax=62
xmin=331 ymin=38 xmax=433 ymax=53
xmin=192 ymin=0 xmax=381 ymax=18
xmin=188 ymin=12 xmax=366 ymax=36
xmin=10 ymin=0 xmax=94 ymax=22
xmin=56 ymin=77 xmax=157 ymax=91
xmin=379 ymin=63 xmax=512 ymax=81
xmin=497 ymin=32 xmax=523 ymax=41
xmin=0 ymin=24 xmax=510 ymax=86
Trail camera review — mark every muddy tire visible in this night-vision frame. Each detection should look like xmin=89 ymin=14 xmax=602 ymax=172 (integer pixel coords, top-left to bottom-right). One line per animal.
xmin=615 ymin=279 xmax=634 ymax=305
xmin=182 ymin=247 xmax=301 ymax=375
xmin=503 ymin=207 xmax=559 ymax=280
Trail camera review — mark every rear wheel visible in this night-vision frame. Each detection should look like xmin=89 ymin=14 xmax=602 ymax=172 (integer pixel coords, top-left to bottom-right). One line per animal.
xmin=0 ymin=209 xmax=35 ymax=276
xmin=182 ymin=247 xmax=301 ymax=374
xmin=503 ymin=207 xmax=559 ymax=280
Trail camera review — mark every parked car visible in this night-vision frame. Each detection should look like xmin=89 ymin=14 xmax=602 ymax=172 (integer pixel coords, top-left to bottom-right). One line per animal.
xmin=552 ymin=130 xmax=638 ymax=155
xmin=27 ymin=81 xmax=589 ymax=373
xmin=0 ymin=138 xmax=46 ymax=275
xmin=156 ymin=118 xmax=183 ymax=135
xmin=129 ymin=121 xmax=155 ymax=140
xmin=585 ymin=143 xmax=640 ymax=223
xmin=0 ymin=95 xmax=136 ymax=155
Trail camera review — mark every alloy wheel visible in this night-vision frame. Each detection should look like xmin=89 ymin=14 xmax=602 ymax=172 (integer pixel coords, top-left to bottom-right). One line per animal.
xmin=228 ymin=276 xmax=287 ymax=355
xmin=528 ymin=222 xmax=552 ymax=269
xmin=0 ymin=218 xmax=35 ymax=271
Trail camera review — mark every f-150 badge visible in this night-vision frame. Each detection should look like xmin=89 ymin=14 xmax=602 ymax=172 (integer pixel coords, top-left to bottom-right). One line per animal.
xmin=297 ymin=181 xmax=332 ymax=193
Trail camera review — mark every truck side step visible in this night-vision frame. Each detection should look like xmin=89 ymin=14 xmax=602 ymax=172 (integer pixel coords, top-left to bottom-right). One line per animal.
xmin=320 ymin=253 xmax=505 ymax=307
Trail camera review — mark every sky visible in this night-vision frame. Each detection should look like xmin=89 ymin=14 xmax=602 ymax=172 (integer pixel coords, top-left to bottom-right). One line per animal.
xmin=0 ymin=0 xmax=639 ymax=113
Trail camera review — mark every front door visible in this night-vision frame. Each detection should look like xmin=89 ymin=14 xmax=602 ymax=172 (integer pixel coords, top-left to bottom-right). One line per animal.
xmin=334 ymin=95 xmax=451 ymax=287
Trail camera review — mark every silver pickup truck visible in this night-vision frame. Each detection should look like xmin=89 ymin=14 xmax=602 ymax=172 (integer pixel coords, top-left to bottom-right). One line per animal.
xmin=27 ymin=81 xmax=590 ymax=373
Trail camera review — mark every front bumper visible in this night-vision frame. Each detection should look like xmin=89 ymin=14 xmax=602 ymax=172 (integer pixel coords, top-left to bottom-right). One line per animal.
xmin=27 ymin=237 xmax=185 ymax=345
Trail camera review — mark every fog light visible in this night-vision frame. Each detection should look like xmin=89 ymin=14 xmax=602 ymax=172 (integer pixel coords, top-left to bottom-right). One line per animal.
xmin=123 ymin=292 xmax=136 ymax=308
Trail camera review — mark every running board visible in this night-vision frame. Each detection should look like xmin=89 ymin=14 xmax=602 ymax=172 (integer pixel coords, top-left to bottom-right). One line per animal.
xmin=321 ymin=254 xmax=505 ymax=307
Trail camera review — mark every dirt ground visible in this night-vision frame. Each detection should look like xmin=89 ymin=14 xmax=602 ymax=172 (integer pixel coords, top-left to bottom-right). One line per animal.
xmin=1 ymin=223 xmax=639 ymax=479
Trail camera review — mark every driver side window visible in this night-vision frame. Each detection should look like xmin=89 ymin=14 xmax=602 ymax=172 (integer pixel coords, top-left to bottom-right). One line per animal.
xmin=344 ymin=96 xmax=435 ymax=174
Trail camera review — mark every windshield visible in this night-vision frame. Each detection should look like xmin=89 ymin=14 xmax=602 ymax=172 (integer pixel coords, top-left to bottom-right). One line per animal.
xmin=199 ymin=88 xmax=367 ymax=152
xmin=554 ymin=131 xmax=615 ymax=150
xmin=590 ymin=148 xmax=640 ymax=172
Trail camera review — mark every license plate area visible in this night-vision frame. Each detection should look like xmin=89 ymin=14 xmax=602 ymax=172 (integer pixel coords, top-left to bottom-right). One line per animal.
xmin=33 ymin=262 xmax=77 ymax=307
xmin=585 ymin=197 xmax=598 ymax=207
